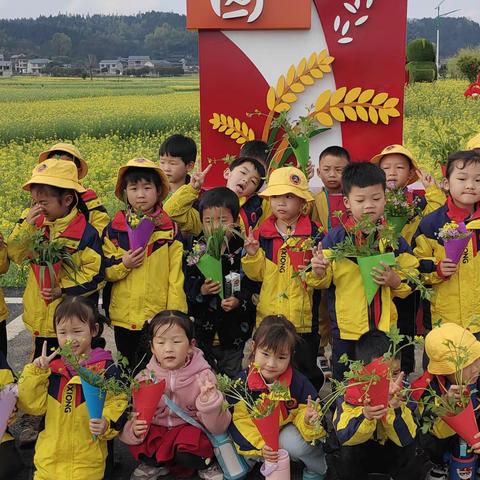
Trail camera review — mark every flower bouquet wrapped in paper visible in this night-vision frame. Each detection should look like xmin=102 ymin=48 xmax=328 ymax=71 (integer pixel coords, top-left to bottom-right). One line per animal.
xmin=437 ymin=221 xmax=472 ymax=265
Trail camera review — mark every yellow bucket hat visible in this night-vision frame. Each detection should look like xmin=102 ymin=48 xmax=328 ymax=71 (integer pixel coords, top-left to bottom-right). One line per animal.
xmin=38 ymin=143 xmax=88 ymax=180
xmin=467 ymin=133 xmax=480 ymax=150
xmin=114 ymin=158 xmax=170 ymax=202
xmin=260 ymin=166 xmax=314 ymax=202
xmin=23 ymin=159 xmax=86 ymax=193
xmin=425 ymin=323 xmax=480 ymax=375
xmin=370 ymin=144 xmax=419 ymax=185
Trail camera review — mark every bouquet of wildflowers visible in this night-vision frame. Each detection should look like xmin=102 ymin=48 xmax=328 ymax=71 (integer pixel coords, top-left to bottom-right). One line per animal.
xmin=384 ymin=186 xmax=422 ymax=234
xmin=437 ymin=221 xmax=472 ymax=265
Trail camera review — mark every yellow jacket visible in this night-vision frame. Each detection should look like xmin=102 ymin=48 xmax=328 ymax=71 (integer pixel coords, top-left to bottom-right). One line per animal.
xmin=229 ymin=367 xmax=325 ymax=456
xmin=0 ymin=352 xmax=15 ymax=444
xmin=17 ymin=356 xmax=128 ymax=480
xmin=319 ymin=225 xmax=419 ymax=340
xmin=81 ymin=189 xmax=110 ymax=236
xmin=102 ymin=210 xmax=187 ymax=330
xmin=164 ymin=184 xmax=264 ymax=235
xmin=7 ymin=208 xmax=104 ymax=338
xmin=412 ymin=198 xmax=480 ymax=331
xmin=311 ymin=189 xmax=346 ymax=232
xmin=333 ymin=396 xmax=417 ymax=447
xmin=241 ymin=215 xmax=324 ymax=333
xmin=0 ymin=243 xmax=9 ymax=323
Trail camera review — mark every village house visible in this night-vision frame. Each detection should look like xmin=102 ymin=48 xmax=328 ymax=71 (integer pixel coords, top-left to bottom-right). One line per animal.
xmin=27 ymin=58 xmax=51 ymax=75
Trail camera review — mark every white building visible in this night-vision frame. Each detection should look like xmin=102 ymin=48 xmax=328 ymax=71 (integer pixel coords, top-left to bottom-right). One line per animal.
xmin=99 ymin=59 xmax=124 ymax=75
xmin=0 ymin=60 xmax=11 ymax=76
xmin=27 ymin=58 xmax=51 ymax=75
xmin=127 ymin=56 xmax=150 ymax=69
xmin=11 ymin=54 xmax=28 ymax=74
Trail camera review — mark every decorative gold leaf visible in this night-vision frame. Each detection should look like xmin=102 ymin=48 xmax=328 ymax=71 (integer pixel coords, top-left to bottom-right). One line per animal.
xmin=330 ymin=107 xmax=346 ymax=122
xmin=297 ymin=58 xmax=307 ymax=76
xmin=344 ymin=106 xmax=357 ymax=121
xmin=300 ymin=75 xmax=314 ymax=86
xmin=237 ymin=137 xmax=247 ymax=145
xmin=372 ymin=92 xmax=389 ymax=106
xmin=358 ymin=89 xmax=375 ymax=103
xmin=218 ymin=125 xmax=227 ymax=133
xmin=231 ymin=132 xmax=240 ymax=139
xmin=356 ymin=105 xmax=369 ymax=121
xmin=316 ymin=90 xmax=331 ymax=111
xmin=248 ymin=129 xmax=255 ymax=140
xmin=282 ymin=93 xmax=297 ymax=103
xmin=209 ymin=114 xmax=255 ymax=144
xmin=276 ymin=76 xmax=286 ymax=97
xmin=227 ymin=116 xmax=234 ymax=128
xmin=226 ymin=128 xmax=234 ymax=135
xmin=345 ymin=87 xmax=362 ymax=103
xmin=291 ymin=83 xmax=305 ymax=93
xmin=317 ymin=50 xmax=328 ymax=62
xmin=267 ymin=87 xmax=276 ymax=110
xmin=307 ymin=52 xmax=317 ymax=69
xmin=274 ymin=103 xmax=291 ymax=113
xmin=379 ymin=109 xmax=390 ymax=124
xmin=220 ymin=114 xmax=227 ymax=125
xmin=383 ymin=98 xmax=400 ymax=109
xmin=319 ymin=64 xmax=332 ymax=73
xmin=369 ymin=106 xmax=379 ymax=124
xmin=242 ymin=122 xmax=249 ymax=137
xmin=316 ymin=112 xmax=334 ymax=127
xmin=384 ymin=108 xmax=400 ymax=118
xmin=330 ymin=87 xmax=347 ymax=106
xmin=310 ymin=68 xmax=324 ymax=79
xmin=286 ymin=66 xmax=296 ymax=85
xmin=234 ymin=118 xmax=241 ymax=131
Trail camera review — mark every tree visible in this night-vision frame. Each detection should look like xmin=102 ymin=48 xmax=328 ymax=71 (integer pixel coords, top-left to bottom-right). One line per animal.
xmin=456 ymin=48 xmax=480 ymax=83
xmin=86 ymin=54 xmax=97 ymax=80
xmin=50 ymin=32 xmax=72 ymax=57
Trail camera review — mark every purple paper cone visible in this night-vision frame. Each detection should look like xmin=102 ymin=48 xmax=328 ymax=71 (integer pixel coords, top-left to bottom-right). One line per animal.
xmin=0 ymin=384 xmax=18 ymax=439
xmin=127 ymin=218 xmax=155 ymax=250
xmin=445 ymin=235 xmax=471 ymax=264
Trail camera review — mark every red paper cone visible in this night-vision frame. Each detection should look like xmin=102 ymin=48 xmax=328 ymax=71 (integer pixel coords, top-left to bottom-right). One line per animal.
xmin=252 ymin=403 xmax=281 ymax=451
xmin=442 ymin=400 xmax=480 ymax=447
xmin=132 ymin=380 xmax=166 ymax=426
xmin=31 ymin=261 xmax=62 ymax=305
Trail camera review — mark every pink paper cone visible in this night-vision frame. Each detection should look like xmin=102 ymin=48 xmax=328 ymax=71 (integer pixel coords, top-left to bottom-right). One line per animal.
xmin=0 ymin=384 xmax=18 ymax=439
xmin=128 ymin=218 xmax=155 ymax=250
xmin=442 ymin=400 xmax=480 ymax=447
xmin=445 ymin=235 xmax=471 ymax=265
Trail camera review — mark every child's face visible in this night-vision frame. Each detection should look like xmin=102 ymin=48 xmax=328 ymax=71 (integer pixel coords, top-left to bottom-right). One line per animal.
xmin=317 ymin=155 xmax=349 ymax=193
xmin=344 ymin=184 xmax=386 ymax=223
xmin=30 ymin=186 xmax=73 ymax=221
xmin=56 ymin=316 xmax=98 ymax=356
xmin=253 ymin=345 xmax=291 ymax=383
xmin=379 ymin=154 xmax=413 ymax=188
xmin=445 ymin=161 xmax=480 ymax=210
xmin=151 ymin=323 xmax=193 ymax=371
xmin=125 ymin=179 xmax=159 ymax=213
xmin=159 ymin=154 xmax=194 ymax=187
xmin=202 ymin=206 xmax=236 ymax=238
xmin=447 ymin=357 xmax=480 ymax=385
xmin=270 ymin=193 xmax=305 ymax=223
xmin=224 ymin=162 xmax=261 ymax=198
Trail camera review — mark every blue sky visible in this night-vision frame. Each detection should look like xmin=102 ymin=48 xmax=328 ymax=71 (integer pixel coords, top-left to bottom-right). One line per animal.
xmin=0 ymin=0 xmax=478 ymax=23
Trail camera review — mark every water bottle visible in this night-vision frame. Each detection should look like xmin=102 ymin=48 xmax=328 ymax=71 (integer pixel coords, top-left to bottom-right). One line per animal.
xmin=212 ymin=432 xmax=250 ymax=480
xmin=448 ymin=439 xmax=477 ymax=480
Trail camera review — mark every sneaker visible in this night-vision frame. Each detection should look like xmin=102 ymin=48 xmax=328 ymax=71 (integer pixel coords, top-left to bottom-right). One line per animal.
xmin=428 ymin=464 xmax=448 ymax=480
xmin=317 ymin=355 xmax=332 ymax=379
xmin=198 ymin=463 xmax=224 ymax=480
xmin=130 ymin=462 xmax=169 ymax=480
xmin=18 ymin=415 xmax=42 ymax=447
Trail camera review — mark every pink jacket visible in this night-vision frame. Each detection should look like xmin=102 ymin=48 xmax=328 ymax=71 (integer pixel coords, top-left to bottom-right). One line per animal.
xmin=120 ymin=347 xmax=231 ymax=445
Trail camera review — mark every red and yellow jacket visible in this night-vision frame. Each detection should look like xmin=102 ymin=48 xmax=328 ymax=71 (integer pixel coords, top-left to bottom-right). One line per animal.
xmin=229 ymin=366 xmax=326 ymax=457
xmin=7 ymin=208 xmax=104 ymax=338
xmin=241 ymin=215 xmax=324 ymax=333
xmin=102 ymin=209 xmax=187 ymax=330
xmin=412 ymin=197 xmax=480 ymax=331
xmin=311 ymin=189 xmax=347 ymax=232
xmin=81 ymin=189 xmax=110 ymax=236
xmin=0 ymin=242 xmax=8 ymax=324
xmin=17 ymin=353 xmax=128 ymax=480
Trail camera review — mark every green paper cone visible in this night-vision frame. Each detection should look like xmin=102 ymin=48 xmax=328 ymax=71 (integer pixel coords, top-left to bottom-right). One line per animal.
xmin=386 ymin=215 xmax=409 ymax=235
xmin=290 ymin=137 xmax=309 ymax=175
xmin=357 ymin=252 xmax=396 ymax=304
xmin=197 ymin=253 xmax=224 ymax=299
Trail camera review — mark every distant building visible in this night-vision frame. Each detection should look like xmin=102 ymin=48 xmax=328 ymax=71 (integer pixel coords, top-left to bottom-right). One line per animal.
xmin=0 ymin=60 xmax=11 ymax=76
xmin=127 ymin=56 xmax=150 ymax=69
xmin=99 ymin=59 xmax=125 ymax=75
xmin=10 ymin=54 xmax=28 ymax=74
xmin=27 ymin=58 xmax=51 ymax=75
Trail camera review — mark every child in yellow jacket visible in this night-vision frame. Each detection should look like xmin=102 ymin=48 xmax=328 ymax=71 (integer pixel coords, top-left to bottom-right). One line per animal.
xmin=102 ymin=158 xmax=187 ymax=369
xmin=242 ymin=166 xmax=325 ymax=389
xmin=17 ymin=296 xmax=128 ymax=480
xmin=0 ymin=234 xmax=9 ymax=357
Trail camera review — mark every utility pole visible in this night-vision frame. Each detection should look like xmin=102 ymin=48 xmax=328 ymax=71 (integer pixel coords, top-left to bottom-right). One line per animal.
xmin=435 ymin=0 xmax=461 ymax=74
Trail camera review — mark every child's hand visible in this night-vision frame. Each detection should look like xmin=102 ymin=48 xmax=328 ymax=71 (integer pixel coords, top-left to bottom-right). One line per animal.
xmin=416 ymin=169 xmax=436 ymax=189
xmin=40 ymin=287 xmax=62 ymax=303
xmin=244 ymin=228 xmax=259 ymax=256
xmin=262 ymin=445 xmax=279 ymax=463
xmin=445 ymin=384 xmax=461 ymax=403
xmin=388 ymin=371 xmax=405 ymax=409
xmin=221 ymin=296 xmax=240 ymax=312
xmin=201 ymin=278 xmax=222 ymax=296
xmin=33 ymin=340 xmax=58 ymax=370
xmin=131 ymin=412 xmax=149 ymax=439
xmin=190 ymin=164 xmax=212 ymax=191
xmin=362 ymin=403 xmax=388 ymax=420
xmin=197 ymin=371 xmax=217 ymax=403
xmin=439 ymin=258 xmax=458 ymax=277
xmin=306 ymin=160 xmax=315 ymax=181
xmin=304 ymin=395 xmax=320 ymax=426
xmin=311 ymin=243 xmax=329 ymax=278
xmin=371 ymin=262 xmax=401 ymax=288
xmin=122 ymin=247 xmax=145 ymax=269
xmin=471 ymin=432 xmax=480 ymax=454
xmin=89 ymin=417 xmax=108 ymax=436
xmin=26 ymin=204 xmax=44 ymax=225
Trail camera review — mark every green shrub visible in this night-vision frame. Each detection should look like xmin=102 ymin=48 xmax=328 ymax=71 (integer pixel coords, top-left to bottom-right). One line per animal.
xmin=407 ymin=62 xmax=437 ymax=83
xmin=407 ymin=38 xmax=436 ymax=62
xmin=455 ymin=48 xmax=480 ymax=82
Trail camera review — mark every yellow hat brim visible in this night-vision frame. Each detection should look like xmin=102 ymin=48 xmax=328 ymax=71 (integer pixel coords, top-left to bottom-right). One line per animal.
xmin=38 ymin=144 xmax=88 ymax=179
xmin=371 ymin=146 xmax=419 ymax=185
xmin=259 ymin=184 xmax=314 ymax=203
xmin=114 ymin=164 xmax=170 ymax=202
xmin=23 ymin=174 xmax=86 ymax=193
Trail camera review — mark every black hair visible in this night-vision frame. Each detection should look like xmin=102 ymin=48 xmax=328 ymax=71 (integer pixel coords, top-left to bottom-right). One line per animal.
xmin=342 ymin=162 xmax=386 ymax=196
xmin=121 ymin=167 xmax=163 ymax=194
xmin=53 ymin=296 xmax=107 ymax=349
xmin=47 ymin=150 xmax=81 ymax=170
xmin=354 ymin=330 xmax=398 ymax=365
xmin=199 ymin=187 xmax=240 ymax=221
xmin=148 ymin=310 xmax=194 ymax=343
xmin=445 ymin=150 xmax=480 ymax=179
xmin=159 ymin=134 xmax=197 ymax=166
xmin=319 ymin=146 xmax=351 ymax=163
xmin=239 ymin=140 xmax=271 ymax=167
xmin=228 ymin=157 xmax=266 ymax=192
xmin=253 ymin=315 xmax=299 ymax=357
